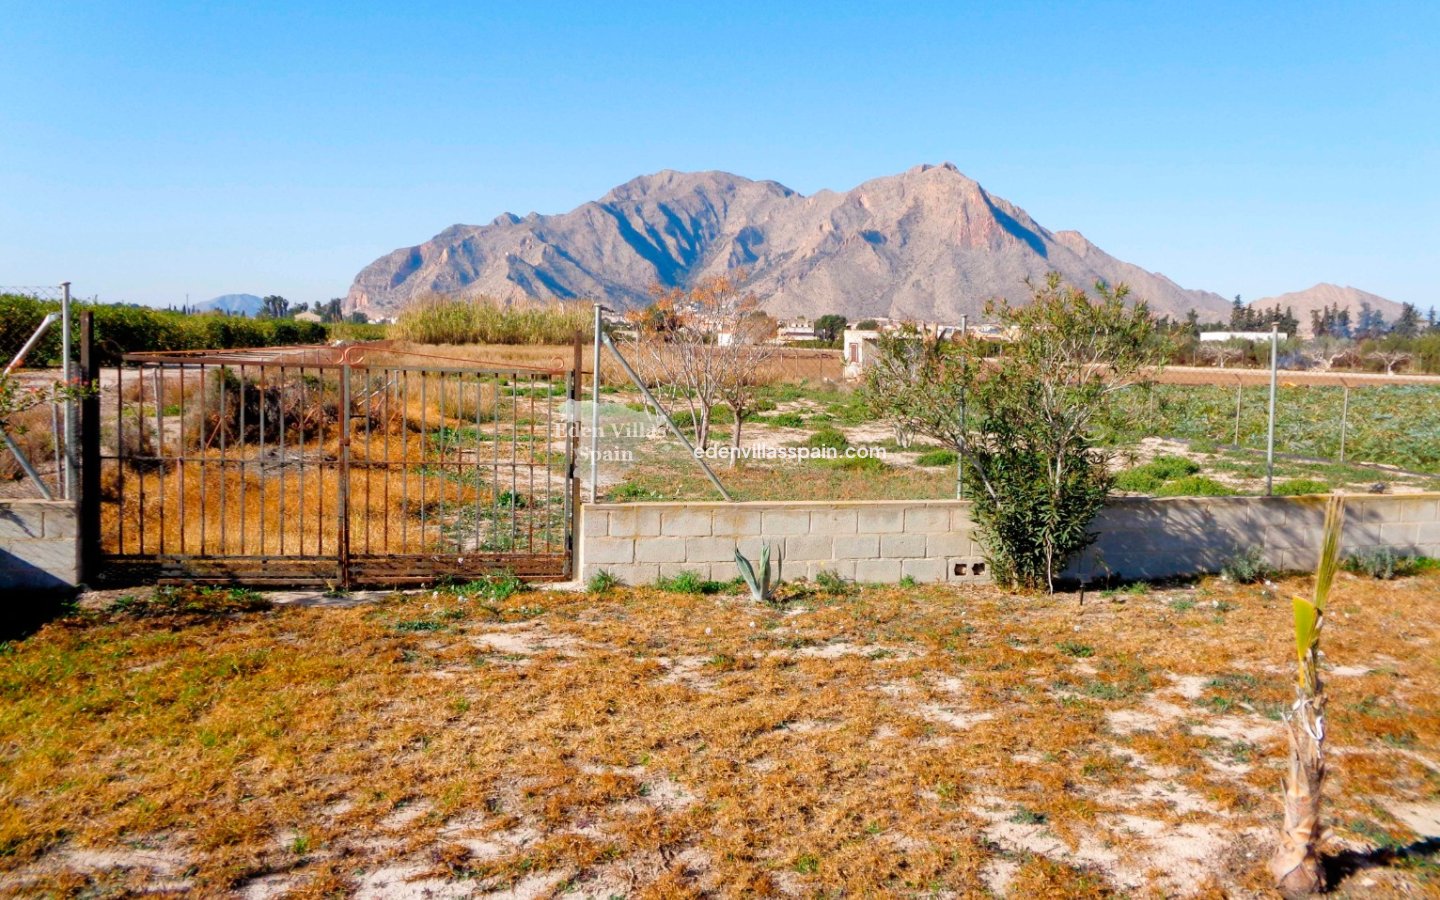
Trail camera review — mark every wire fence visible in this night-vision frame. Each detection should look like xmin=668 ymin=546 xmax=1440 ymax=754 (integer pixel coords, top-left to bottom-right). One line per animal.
xmin=0 ymin=284 xmax=74 ymax=499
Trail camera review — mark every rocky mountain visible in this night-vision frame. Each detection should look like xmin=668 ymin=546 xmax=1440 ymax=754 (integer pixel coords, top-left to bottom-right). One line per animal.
xmin=198 ymin=293 xmax=264 ymax=316
xmin=1248 ymin=283 xmax=1406 ymax=335
xmin=346 ymin=164 xmax=1233 ymax=322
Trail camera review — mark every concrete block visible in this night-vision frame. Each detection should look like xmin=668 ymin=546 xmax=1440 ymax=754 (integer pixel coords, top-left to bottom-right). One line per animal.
xmin=949 ymin=506 xmax=977 ymax=531
xmin=710 ymin=507 xmax=762 ymax=537
xmin=1415 ymin=521 xmax=1440 ymax=545
xmin=41 ymin=505 xmax=76 ymax=537
xmin=0 ymin=538 xmax=78 ymax=589
xmin=637 ymin=539 xmax=688 ymax=563
xmin=901 ymin=558 xmax=947 ymax=583
xmin=608 ymin=507 xmax=662 ymax=537
xmin=684 ymin=537 xmax=740 ymax=563
xmin=1263 ymin=524 xmax=1317 ymax=551
xmin=946 ymin=557 xmax=991 ymax=581
xmin=854 ymin=557 xmax=903 ymax=583
xmin=581 ymin=509 xmax=610 ymax=537
xmin=856 ymin=507 xmax=906 ymax=533
xmin=0 ymin=505 xmax=45 ymax=540
xmin=833 ymin=534 xmax=880 ymax=559
xmin=880 ymin=533 xmax=927 ymax=558
xmin=1380 ymin=521 xmax=1419 ymax=548
xmin=1404 ymin=498 xmax=1440 ymax=523
xmin=809 ymin=507 xmax=857 ymax=534
xmin=586 ymin=537 xmax=636 ymax=565
xmin=904 ymin=506 xmax=950 ymax=532
xmin=760 ymin=509 xmax=810 ymax=536
xmin=735 ymin=536 xmax=770 ymax=561
xmin=661 ymin=509 xmax=713 ymax=537
xmin=807 ymin=559 xmax=855 ymax=580
xmin=927 ymin=533 xmax=970 ymax=558
xmin=783 ymin=534 xmax=834 ymax=562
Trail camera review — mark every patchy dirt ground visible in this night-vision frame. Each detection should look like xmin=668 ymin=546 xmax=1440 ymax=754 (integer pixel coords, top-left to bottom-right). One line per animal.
xmin=1 ymin=573 xmax=1437 ymax=897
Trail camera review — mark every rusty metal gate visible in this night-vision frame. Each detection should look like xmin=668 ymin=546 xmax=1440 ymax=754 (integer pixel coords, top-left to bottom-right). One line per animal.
xmin=94 ymin=343 xmax=579 ymax=587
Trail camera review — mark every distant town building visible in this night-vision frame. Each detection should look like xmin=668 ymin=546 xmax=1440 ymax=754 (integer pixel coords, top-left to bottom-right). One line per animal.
xmin=293 ymin=311 xmax=323 ymax=324
xmin=842 ymin=326 xmax=883 ymax=379
xmin=775 ymin=318 xmax=818 ymax=344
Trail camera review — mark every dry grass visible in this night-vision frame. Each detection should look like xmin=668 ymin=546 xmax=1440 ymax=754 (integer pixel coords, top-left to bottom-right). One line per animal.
xmin=2 ymin=572 xmax=1437 ymax=897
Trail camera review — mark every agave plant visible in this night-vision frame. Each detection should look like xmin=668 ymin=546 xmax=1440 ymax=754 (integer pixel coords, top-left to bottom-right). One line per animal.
xmin=735 ymin=543 xmax=773 ymax=603
xmin=1271 ymin=494 xmax=1345 ymax=898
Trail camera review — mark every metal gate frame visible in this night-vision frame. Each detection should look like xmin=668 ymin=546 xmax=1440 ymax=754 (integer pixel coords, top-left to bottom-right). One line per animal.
xmin=82 ymin=328 xmax=582 ymax=588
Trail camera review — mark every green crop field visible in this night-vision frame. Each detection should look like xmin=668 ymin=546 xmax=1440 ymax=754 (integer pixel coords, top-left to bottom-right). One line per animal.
xmin=1113 ymin=384 xmax=1440 ymax=475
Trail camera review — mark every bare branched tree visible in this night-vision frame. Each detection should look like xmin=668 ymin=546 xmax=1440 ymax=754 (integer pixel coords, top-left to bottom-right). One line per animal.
xmin=1199 ymin=343 xmax=1245 ymax=369
xmin=716 ymin=311 xmax=779 ymax=464
xmin=628 ymin=273 xmax=773 ymax=452
xmin=1367 ymin=349 xmax=1412 ymax=376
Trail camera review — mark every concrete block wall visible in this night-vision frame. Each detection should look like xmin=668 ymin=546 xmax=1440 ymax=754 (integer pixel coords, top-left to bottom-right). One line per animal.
xmin=582 ymin=500 xmax=991 ymax=586
xmin=1071 ymin=493 xmax=1440 ymax=582
xmin=0 ymin=500 xmax=80 ymax=592
xmin=580 ymin=493 xmax=1440 ymax=587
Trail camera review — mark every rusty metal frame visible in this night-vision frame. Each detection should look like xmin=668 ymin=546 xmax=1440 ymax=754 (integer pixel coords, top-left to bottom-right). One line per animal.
xmin=96 ymin=343 xmax=577 ymax=587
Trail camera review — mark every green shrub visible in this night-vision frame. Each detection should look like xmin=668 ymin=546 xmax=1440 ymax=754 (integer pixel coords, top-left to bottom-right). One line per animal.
xmin=814 ymin=569 xmax=853 ymax=595
xmin=1113 ymin=455 xmax=1202 ymax=493
xmin=914 ymin=448 xmax=958 ymax=467
xmin=1154 ymin=475 xmax=1237 ymax=497
xmin=1343 ymin=549 xmax=1424 ymax=580
xmin=587 ymin=569 xmax=621 ymax=594
xmin=656 ymin=570 xmax=726 ymax=595
xmin=610 ymin=481 xmax=662 ymax=501
xmin=1222 ymin=546 xmax=1273 ymax=583
xmin=1274 ymin=479 xmax=1330 ymax=497
xmin=1112 ymin=468 xmax=1163 ymax=493
xmin=1147 ymin=455 xmax=1201 ymax=480
xmin=761 ymin=411 xmax=806 ymax=428
xmin=455 ymin=571 xmax=525 ymax=602
xmin=0 ymin=294 xmax=328 ymax=367
xmin=803 ymin=427 xmax=850 ymax=450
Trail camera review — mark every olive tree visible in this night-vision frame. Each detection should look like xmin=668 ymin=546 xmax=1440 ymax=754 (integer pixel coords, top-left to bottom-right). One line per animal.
xmin=863 ymin=273 xmax=1164 ymax=590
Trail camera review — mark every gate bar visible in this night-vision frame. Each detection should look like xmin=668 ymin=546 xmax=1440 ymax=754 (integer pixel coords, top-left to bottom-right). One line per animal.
xmin=80 ymin=311 xmax=101 ymax=581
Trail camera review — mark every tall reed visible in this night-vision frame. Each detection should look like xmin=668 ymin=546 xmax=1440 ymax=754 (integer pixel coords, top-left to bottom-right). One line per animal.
xmin=394 ymin=294 xmax=593 ymax=345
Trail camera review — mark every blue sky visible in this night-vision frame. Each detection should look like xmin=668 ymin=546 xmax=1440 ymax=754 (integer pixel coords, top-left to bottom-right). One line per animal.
xmin=1 ymin=1 xmax=1436 ymax=309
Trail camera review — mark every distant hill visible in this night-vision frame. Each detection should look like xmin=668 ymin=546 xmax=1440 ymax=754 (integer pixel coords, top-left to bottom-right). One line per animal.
xmin=1249 ymin=284 xmax=1407 ymax=335
xmin=345 ymin=164 xmax=1234 ymax=323
xmin=199 ymin=293 xmax=264 ymax=316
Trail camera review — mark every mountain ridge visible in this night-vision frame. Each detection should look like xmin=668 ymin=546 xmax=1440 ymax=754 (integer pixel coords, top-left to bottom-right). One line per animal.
xmin=345 ymin=165 xmax=1235 ymax=321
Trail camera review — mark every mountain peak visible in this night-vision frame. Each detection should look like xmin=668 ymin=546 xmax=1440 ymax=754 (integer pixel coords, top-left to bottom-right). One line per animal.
xmin=600 ymin=169 xmax=759 ymax=204
xmin=345 ymin=166 xmax=1232 ymax=321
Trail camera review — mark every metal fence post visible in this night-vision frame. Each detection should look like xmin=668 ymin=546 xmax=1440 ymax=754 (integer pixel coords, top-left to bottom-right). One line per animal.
xmin=589 ymin=304 xmax=602 ymax=502
xmin=338 ymin=363 xmax=353 ymax=589
xmin=1338 ymin=383 xmax=1350 ymax=463
xmin=1265 ymin=323 xmax=1278 ymax=496
xmin=79 ymin=311 xmax=101 ymax=582
xmin=1233 ymin=374 xmax=1243 ymax=446
xmin=565 ymin=333 xmax=582 ymax=578
xmin=61 ymin=281 xmax=76 ymax=499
